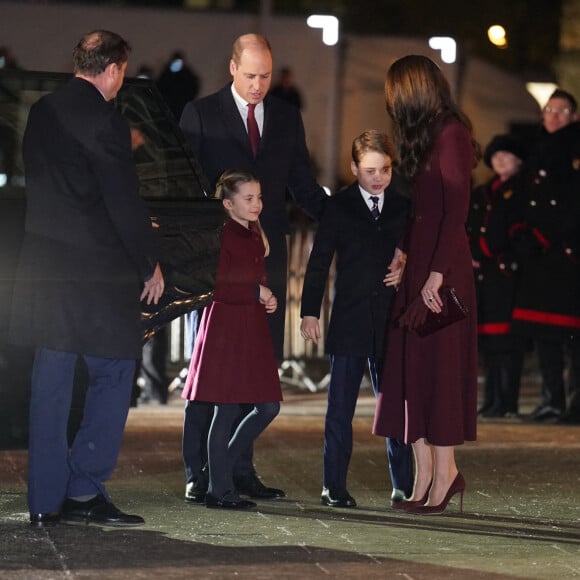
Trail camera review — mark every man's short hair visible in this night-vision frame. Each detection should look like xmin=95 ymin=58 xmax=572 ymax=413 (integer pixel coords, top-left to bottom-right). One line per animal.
xmin=231 ymin=34 xmax=271 ymax=66
xmin=73 ymin=30 xmax=131 ymax=76
xmin=549 ymin=89 xmax=577 ymax=113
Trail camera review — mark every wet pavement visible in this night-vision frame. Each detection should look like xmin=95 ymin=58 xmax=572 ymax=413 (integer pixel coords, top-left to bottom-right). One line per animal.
xmin=1 ymin=377 xmax=579 ymax=579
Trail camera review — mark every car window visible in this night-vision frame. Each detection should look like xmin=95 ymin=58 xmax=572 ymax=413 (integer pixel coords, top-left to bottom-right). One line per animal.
xmin=0 ymin=71 xmax=210 ymax=201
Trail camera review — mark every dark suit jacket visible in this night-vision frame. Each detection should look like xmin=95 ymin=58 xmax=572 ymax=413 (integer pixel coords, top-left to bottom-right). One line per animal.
xmin=10 ymin=77 xmax=158 ymax=359
xmin=179 ymin=84 xmax=327 ymax=358
xmin=301 ymin=179 xmax=410 ymax=357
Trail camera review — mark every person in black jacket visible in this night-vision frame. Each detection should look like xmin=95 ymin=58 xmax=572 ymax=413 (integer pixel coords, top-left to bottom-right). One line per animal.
xmin=10 ymin=30 xmax=164 ymax=527
xmin=156 ymin=50 xmax=200 ymax=121
xmin=301 ymin=130 xmax=412 ymax=508
xmin=179 ymin=33 xmax=327 ymax=503
xmin=468 ymin=134 xmax=528 ymax=418
xmin=510 ymin=89 xmax=580 ymax=423
xmin=269 ymin=66 xmax=303 ymax=110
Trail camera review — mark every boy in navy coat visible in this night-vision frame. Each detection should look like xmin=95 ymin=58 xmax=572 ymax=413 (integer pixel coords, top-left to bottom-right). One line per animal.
xmin=301 ymin=130 xmax=413 ymax=507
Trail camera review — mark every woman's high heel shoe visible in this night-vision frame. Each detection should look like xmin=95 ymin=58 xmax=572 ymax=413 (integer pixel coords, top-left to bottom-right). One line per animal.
xmin=409 ymin=472 xmax=465 ymax=515
xmin=391 ymin=481 xmax=432 ymax=511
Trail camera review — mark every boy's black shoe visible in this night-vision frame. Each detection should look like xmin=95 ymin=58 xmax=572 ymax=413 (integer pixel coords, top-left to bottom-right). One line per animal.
xmin=321 ymin=487 xmax=356 ymax=508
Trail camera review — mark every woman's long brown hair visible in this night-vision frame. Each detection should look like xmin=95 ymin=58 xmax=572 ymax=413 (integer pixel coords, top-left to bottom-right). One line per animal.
xmin=385 ymin=55 xmax=480 ymax=181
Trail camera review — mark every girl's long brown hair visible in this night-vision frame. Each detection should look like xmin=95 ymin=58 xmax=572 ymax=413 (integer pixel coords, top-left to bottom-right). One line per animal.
xmin=385 ymin=55 xmax=480 ymax=181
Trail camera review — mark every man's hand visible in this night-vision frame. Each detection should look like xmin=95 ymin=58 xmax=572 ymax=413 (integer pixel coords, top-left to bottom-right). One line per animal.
xmin=300 ymin=316 xmax=321 ymax=345
xmin=141 ymin=263 xmax=164 ymax=305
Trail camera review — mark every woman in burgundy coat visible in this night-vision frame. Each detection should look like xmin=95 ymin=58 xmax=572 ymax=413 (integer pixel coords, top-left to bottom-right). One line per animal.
xmin=182 ymin=170 xmax=282 ymax=510
xmin=373 ymin=55 xmax=479 ymax=514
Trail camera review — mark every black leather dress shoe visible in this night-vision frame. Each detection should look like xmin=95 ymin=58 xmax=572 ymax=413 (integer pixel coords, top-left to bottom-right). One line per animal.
xmin=61 ymin=494 xmax=144 ymax=527
xmin=185 ymin=480 xmax=207 ymax=504
xmin=529 ymin=405 xmax=563 ymax=422
xmin=234 ymin=475 xmax=285 ymax=499
xmin=320 ymin=487 xmax=357 ymax=508
xmin=390 ymin=488 xmax=408 ymax=506
xmin=30 ymin=512 xmax=60 ymax=527
xmin=205 ymin=493 xmax=256 ymax=510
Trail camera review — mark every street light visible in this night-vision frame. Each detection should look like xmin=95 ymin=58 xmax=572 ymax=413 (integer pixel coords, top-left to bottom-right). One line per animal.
xmin=428 ymin=37 xmax=457 ymax=64
xmin=306 ymin=14 xmax=341 ymax=191
xmin=526 ymin=82 xmax=559 ymax=109
xmin=306 ymin=15 xmax=339 ymax=46
xmin=488 ymin=25 xmax=508 ymax=48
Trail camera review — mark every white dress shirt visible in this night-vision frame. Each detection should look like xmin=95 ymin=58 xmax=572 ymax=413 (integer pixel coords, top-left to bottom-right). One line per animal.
xmin=358 ymin=185 xmax=384 ymax=214
xmin=231 ymin=84 xmax=264 ymax=135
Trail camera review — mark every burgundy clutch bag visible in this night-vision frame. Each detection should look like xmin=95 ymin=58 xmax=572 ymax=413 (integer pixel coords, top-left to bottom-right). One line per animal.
xmin=413 ymin=286 xmax=469 ymax=337
xmin=395 ymin=286 xmax=469 ymax=336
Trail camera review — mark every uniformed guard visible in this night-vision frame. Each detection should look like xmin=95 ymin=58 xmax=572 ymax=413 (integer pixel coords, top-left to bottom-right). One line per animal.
xmin=468 ymin=134 xmax=528 ymax=417
xmin=510 ymin=89 xmax=580 ymax=423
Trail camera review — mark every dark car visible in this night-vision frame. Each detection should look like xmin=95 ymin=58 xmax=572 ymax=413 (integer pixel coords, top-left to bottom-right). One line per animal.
xmin=0 ymin=70 xmax=224 ymax=448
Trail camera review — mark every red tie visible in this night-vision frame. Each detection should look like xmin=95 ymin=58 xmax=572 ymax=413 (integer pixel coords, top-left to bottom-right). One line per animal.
xmin=247 ymin=103 xmax=260 ymax=157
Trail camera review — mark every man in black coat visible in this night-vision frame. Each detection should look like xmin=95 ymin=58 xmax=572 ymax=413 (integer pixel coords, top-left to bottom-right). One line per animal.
xmin=300 ymin=131 xmax=412 ymax=507
xmin=179 ymin=33 xmax=327 ymax=502
xmin=10 ymin=30 xmax=164 ymax=527
xmin=511 ymin=89 xmax=580 ymax=423
xmin=467 ymin=134 xmax=528 ymax=418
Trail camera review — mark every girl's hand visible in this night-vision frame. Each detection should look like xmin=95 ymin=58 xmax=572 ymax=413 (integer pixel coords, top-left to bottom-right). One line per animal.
xmin=259 ymin=285 xmax=277 ymax=313
xmin=421 ymin=271 xmax=444 ymax=313
xmin=264 ymin=293 xmax=277 ymax=313
xmin=300 ymin=316 xmax=321 ymax=345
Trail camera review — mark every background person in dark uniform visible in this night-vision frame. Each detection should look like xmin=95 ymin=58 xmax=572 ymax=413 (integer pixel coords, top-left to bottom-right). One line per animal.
xmin=179 ymin=33 xmax=327 ymax=502
xmin=511 ymin=89 xmax=580 ymax=423
xmin=10 ymin=30 xmax=164 ymax=527
xmin=137 ymin=330 xmax=169 ymax=405
xmin=468 ymin=134 xmax=528 ymax=418
xmin=134 ymin=50 xmax=201 ymax=408
xmin=269 ymin=66 xmax=303 ymax=110
xmin=156 ymin=50 xmax=200 ymax=122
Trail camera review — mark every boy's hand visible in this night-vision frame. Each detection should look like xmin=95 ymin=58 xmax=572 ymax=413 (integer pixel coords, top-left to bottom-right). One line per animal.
xmin=300 ymin=316 xmax=321 ymax=345
xmin=384 ymin=248 xmax=407 ymax=288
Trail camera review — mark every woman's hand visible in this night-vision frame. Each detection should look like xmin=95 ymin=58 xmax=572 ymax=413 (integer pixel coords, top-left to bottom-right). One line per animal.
xmin=421 ymin=271 xmax=444 ymax=313
xmin=384 ymin=248 xmax=407 ymax=288
xmin=300 ymin=316 xmax=321 ymax=345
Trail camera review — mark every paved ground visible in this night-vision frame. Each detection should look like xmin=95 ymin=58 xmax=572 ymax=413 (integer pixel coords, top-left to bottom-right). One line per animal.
xmin=1 ymin=377 xmax=579 ymax=579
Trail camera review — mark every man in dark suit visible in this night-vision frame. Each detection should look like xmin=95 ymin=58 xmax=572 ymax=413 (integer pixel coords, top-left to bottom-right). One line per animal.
xmin=179 ymin=33 xmax=327 ymax=502
xmin=300 ymin=130 xmax=413 ymax=507
xmin=10 ymin=30 xmax=164 ymax=527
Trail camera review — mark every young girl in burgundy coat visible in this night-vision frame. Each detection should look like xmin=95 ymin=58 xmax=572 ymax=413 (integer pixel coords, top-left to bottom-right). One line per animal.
xmin=182 ymin=170 xmax=282 ymax=510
